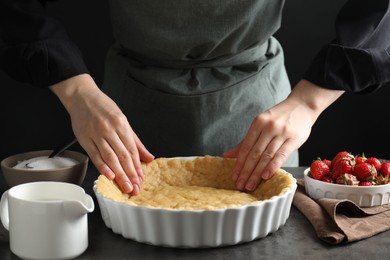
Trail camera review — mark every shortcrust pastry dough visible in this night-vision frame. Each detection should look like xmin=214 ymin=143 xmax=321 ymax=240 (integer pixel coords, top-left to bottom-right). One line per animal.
xmin=96 ymin=156 xmax=294 ymax=210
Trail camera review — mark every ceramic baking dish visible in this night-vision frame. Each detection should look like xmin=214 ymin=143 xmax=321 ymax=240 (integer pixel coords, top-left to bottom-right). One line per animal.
xmin=93 ymin=158 xmax=297 ymax=248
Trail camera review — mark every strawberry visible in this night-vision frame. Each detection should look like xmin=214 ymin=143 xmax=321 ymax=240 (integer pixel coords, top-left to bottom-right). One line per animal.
xmin=336 ymin=173 xmax=359 ymax=186
xmin=379 ymin=161 xmax=390 ymax=177
xmin=330 ymin=151 xmax=354 ymax=170
xmin=365 ymin=157 xmax=382 ymax=171
xmin=310 ymin=151 xmax=388 ymax=186
xmin=353 ymin=162 xmax=377 ymax=181
xmin=359 ymin=181 xmax=374 ymax=186
xmin=355 ymin=155 xmax=366 ymax=165
xmin=320 ymin=176 xmax=333 ymax=183
xmin=310 ymin=159 xmax=330 ymax=180
xmin=376 ymin=174 xmax=389 ymax=185
xmin=322 ymin=159 xmax=332 ymax=168
xmin=331 ymin=157 xmax=354 ymax=180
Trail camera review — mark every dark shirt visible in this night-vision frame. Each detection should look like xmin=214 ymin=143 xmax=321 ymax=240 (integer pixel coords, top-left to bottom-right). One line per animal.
xmin=304 ymin=1 xmax=390 ymax=93
xmin=0 ymin=0 xmax=88 ymax=87
xmin=1 ymin=0 xmax=390 ymax=92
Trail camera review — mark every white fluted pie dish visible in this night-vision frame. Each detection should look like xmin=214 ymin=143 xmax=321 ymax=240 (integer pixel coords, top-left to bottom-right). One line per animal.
xmin=93 ymin=156 xmax=297 ymax=248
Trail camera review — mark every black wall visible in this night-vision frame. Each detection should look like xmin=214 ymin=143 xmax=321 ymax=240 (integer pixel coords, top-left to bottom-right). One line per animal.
xmin=1 ymin=0 xmax=389 ymax=165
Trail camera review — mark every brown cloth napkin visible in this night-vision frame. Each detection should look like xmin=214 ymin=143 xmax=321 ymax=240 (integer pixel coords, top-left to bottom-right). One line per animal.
xmin=292 ymin=179 xmax=390 ymax=245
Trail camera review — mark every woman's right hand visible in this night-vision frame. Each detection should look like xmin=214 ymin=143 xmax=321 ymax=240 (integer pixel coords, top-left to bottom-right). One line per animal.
xmin=49 ymin=74 xmax=154 ymax=195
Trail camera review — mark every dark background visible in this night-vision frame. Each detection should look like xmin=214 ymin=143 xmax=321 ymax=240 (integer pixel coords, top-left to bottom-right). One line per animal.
xmin=1 ymin=0 xmax=389 ymax=166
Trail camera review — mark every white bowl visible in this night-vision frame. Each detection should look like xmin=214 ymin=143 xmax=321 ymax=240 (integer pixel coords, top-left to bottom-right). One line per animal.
xmin=93 ymin=158 xmax=297 ymax=248
xmin=303 ymin=168 xmax=390 ymax=207
xmin=1 ymin=150 xmax=88 ymax=187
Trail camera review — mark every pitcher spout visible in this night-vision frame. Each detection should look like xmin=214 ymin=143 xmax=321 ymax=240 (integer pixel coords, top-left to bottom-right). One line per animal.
xmin=62 ymin=194 xmax=95 ymax=217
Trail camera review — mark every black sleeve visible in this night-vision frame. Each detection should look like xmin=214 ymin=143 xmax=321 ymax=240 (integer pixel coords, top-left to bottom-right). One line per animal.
xmin=303 ymin=0 xmax=390 ymax=93
xmin=0 ymin=0 xmax=89 ymax=88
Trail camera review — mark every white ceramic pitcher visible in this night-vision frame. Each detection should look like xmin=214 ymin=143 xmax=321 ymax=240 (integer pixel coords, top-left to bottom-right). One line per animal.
xmin=0 ymin=181 xmax=94 ymax=260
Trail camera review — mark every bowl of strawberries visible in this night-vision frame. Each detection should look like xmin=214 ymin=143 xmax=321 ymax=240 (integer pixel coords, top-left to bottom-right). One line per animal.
xmin=304 ymin=151 xmax=390 ymax=207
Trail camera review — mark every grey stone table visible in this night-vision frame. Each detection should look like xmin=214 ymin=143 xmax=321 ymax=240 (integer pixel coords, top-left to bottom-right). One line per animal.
xmin=0 ymin=165 xmax=388 ymax=260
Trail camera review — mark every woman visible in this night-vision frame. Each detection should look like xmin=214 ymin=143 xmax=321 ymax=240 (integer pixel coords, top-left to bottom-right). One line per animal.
xmin=1 ymin=0 xmax=389 ymax=194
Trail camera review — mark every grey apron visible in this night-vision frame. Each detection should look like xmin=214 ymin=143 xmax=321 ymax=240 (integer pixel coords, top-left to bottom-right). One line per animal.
xmin=102 ymin=0 xmax=298 ymax=166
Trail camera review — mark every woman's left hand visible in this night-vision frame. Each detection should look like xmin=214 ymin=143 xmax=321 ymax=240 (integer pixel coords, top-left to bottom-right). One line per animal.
xmin=224 ymin=79 xmax=344 ymax=192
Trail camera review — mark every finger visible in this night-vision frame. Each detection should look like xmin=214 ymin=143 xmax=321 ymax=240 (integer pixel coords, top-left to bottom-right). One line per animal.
xmin=95 ymin=137 xmax=138 ymax=194
xmin=223 ymin=143 xmax=241 ymax=158
xmin=116 ymin=129 xmax=144 ymax=184
xmin=83 ymin=138 xmax=135 ymax=194
xmin=82 ymin=138 xmax=115 ymax=180
xmin=127 ymin=131 xmax=155 ymax=185
xmin=231 ymin=121 xmax=263 ymax=182
xmin=260 ymin=138 xmax=295 ymax=180
xmin=234 ymin=130 xmax=272 ymax=191
xmin=133 ymin=137 xmax=154 ymax=185
xmin=243 ymin=136 xmax=287 ymax=191
xmin=106 ymin=134 xmax=144 ymax=195
xmin=132 ymin=131 xmax=155 ymax=162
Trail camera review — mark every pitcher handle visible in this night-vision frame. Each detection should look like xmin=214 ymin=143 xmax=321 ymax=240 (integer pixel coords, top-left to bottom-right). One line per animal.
xmin=0 ymin=190 xmax=9 ymax=231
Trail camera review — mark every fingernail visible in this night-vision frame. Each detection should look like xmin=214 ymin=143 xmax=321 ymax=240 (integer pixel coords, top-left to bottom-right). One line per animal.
xmin=122 ymin=182 xmax=133 ymax=193
xmin=237 ymin=179 xmax=245 ymax=191
xmin=245 ymin=180 xmax=255 ymax=191
xmin=262 ymin=171 xmax=271 ymax=179
xmin=139 ymin=175 xmax=144 ymax=184
xmin=132 ymin=183 xmax=140 ymax=195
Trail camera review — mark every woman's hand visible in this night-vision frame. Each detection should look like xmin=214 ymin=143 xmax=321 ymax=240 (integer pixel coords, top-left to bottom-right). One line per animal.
xmin=50 ymin=74 xmax=154 ymax=195
xmin=224 ymin=79 xmax=344 ymax=192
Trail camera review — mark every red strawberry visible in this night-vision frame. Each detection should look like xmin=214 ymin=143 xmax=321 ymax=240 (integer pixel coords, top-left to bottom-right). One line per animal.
xmin=322 ymin=159 xmax=332 ymax=168
xmin=331 ymin=151 xmax=354 ymax=170
xmin=379 ymin=161 xmax=390 ymax=177
xmin=365 ymin=157 xmax=382 ymax=171
xmin=355 ymin=155 xmax=366 ymax=165
xmin=331 ymin=157 xmax=354 ymax=180
xmin=320 ymin=176 xmax=333 ymax=183
xmin=353 ymin=162 xmax=377 ymax=181
xmin=336 ymin=173 xmax=359 ymax=186
xmin=310 ymin=159 xmax=330 ymax=180
xmin=359 ymin=181 xmax=374 ymax=186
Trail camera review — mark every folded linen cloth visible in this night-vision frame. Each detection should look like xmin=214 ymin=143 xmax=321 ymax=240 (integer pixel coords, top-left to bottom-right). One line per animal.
xmin=292 ymin=179 xmax=390 ymax=244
